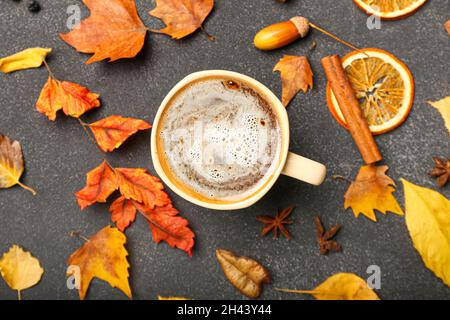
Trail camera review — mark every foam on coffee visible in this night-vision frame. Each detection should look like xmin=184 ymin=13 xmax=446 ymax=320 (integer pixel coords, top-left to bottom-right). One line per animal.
xmin=158 ymin=77 xmax=282 ymax=202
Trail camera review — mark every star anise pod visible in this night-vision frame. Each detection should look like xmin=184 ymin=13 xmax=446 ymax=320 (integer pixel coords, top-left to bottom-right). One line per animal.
xmin=429 ymin=157 xmax=450 ymax=188
xmin=256 ymin=206 xmax=294 ymax=239
xmin=314 ymin=216 xmax=342 ymax=255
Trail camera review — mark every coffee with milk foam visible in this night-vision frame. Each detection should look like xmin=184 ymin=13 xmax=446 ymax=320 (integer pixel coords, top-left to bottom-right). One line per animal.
xmin=158 ymin=78 xmax=282 ymax=202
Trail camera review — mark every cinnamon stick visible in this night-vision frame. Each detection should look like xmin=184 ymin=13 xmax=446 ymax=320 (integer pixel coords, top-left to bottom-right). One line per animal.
xmin=321 ymin=55 xmax=382 ymax=164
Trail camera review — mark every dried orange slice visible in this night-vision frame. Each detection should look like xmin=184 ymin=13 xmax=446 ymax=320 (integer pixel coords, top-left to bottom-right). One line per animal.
xmin=353 ymin=0 xmax=427 ymax=20
xmin=327 ymin=48 xmax=414 ymax=135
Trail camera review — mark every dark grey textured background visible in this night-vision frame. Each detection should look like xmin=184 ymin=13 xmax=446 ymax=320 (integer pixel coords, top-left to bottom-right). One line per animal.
xmin=0 ymin=0 xmax=449 ymax=300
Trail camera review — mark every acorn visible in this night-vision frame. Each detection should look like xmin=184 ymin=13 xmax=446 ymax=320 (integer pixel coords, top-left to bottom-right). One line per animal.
xmin=254 ymin=16 xmax=310 ymax=51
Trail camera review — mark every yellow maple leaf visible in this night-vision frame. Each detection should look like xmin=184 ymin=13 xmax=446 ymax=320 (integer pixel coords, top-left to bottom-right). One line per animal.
xmin=344 ymin=164 xmax=403 ymax=221
xmin=0 ymin=245 xmax=44 ymax=300
xmin=276 ymin=273 xmax=380 ymax=300
xmin=402 ymin=179 xmax=450 ymax=288
xmin=67 ymin=226 xmax=132 ymax=300
xmin=0 ymin=48 xmax=51 ymax=73
xmin=428 ymin=97 xmax=450 ymax=135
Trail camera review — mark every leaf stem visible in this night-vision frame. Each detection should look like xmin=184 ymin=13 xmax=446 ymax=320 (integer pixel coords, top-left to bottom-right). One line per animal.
xmin=17 ymin=181 xmax=37 ymax=196
xmin=18 ymin=290 xmax=22 ymax=301
xmin=309 ymin=23 xmax=369 ymax=57
xmin=200 ymin=26 xmax=215 ymax=41
xmin=275 ymin=287 xmax=346 ymax=299
xmin=275 ymin=288 xmax=315 ymax=294
xmin=43 ymin=60 xmax=56 ymax=79
xmin=77 ymin=117 xmax=99 ymax=150
xmin=78 ymin=118 xmax=88 ymax=126
xmin=76 ymin=118 xmax=114 ymax=167
xmin=70 ymin=231 xmax=90 ymax=242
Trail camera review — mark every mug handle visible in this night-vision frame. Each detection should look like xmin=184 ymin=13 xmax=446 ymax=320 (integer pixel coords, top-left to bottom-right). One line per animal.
xmin=281 ymin=152 xmax=327 ymax=185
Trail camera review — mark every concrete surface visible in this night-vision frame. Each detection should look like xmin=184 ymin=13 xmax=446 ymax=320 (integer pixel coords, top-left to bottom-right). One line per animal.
xmin=0 ymin=0 xmax=449 ymax=300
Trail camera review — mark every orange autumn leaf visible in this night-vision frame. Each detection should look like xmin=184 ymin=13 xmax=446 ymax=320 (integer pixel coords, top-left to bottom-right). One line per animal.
xmin=109 ymin=197 xmax=195 ymax=256
xmin=445 ymin=20 xmax=450 ymax=36
xmin=36 ymin=77 xmax=100 ymax=121
xmin=273 ymin=55 xmax=313 ymax=107
xmin=146 ymin=208 xmax=195 ymax=256
xmin=35 ymin=77 xmax=63 ymax=120
xmin=60 ymin=0 xmax=147 ymax=64
xmin=75 ymin=161 xmax=118 ymax=210
xmin=149 ymin=0 xmax=214 ymax=39
xmin=115 ymin=168 xmax=171 ymax=208
xmin=87 ymin=115 xmax=151 ymax=152
xmin=344 ymin=165 xmax=403 ymax=222
xmin=139 ymin=202 xmax=195 ymax=256
xmin=76 ymin=161 xmax=196 ymax=255
xmin=67 ymin=226 xmax=131 ymax=300
xmin=109 ymin=196 xmax=137 ymax=232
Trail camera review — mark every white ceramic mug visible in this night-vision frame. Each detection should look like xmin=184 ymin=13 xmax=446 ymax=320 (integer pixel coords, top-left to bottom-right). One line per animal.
xmin=151 ymin=70 xmax=326 ymax=210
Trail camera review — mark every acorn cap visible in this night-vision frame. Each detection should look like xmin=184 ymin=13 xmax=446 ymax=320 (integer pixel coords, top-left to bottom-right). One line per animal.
xmin=290 ymin=16 xmax=310 ymax=38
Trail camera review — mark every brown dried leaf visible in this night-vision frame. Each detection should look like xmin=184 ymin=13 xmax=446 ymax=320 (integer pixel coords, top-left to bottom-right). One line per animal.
xmin=0 ymin=135 xmax=35 ymax=195
xmin=273 ymin=55 xmax=313 ymax=107
xmin=216 ymin=249 xmax=271 ymax=298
